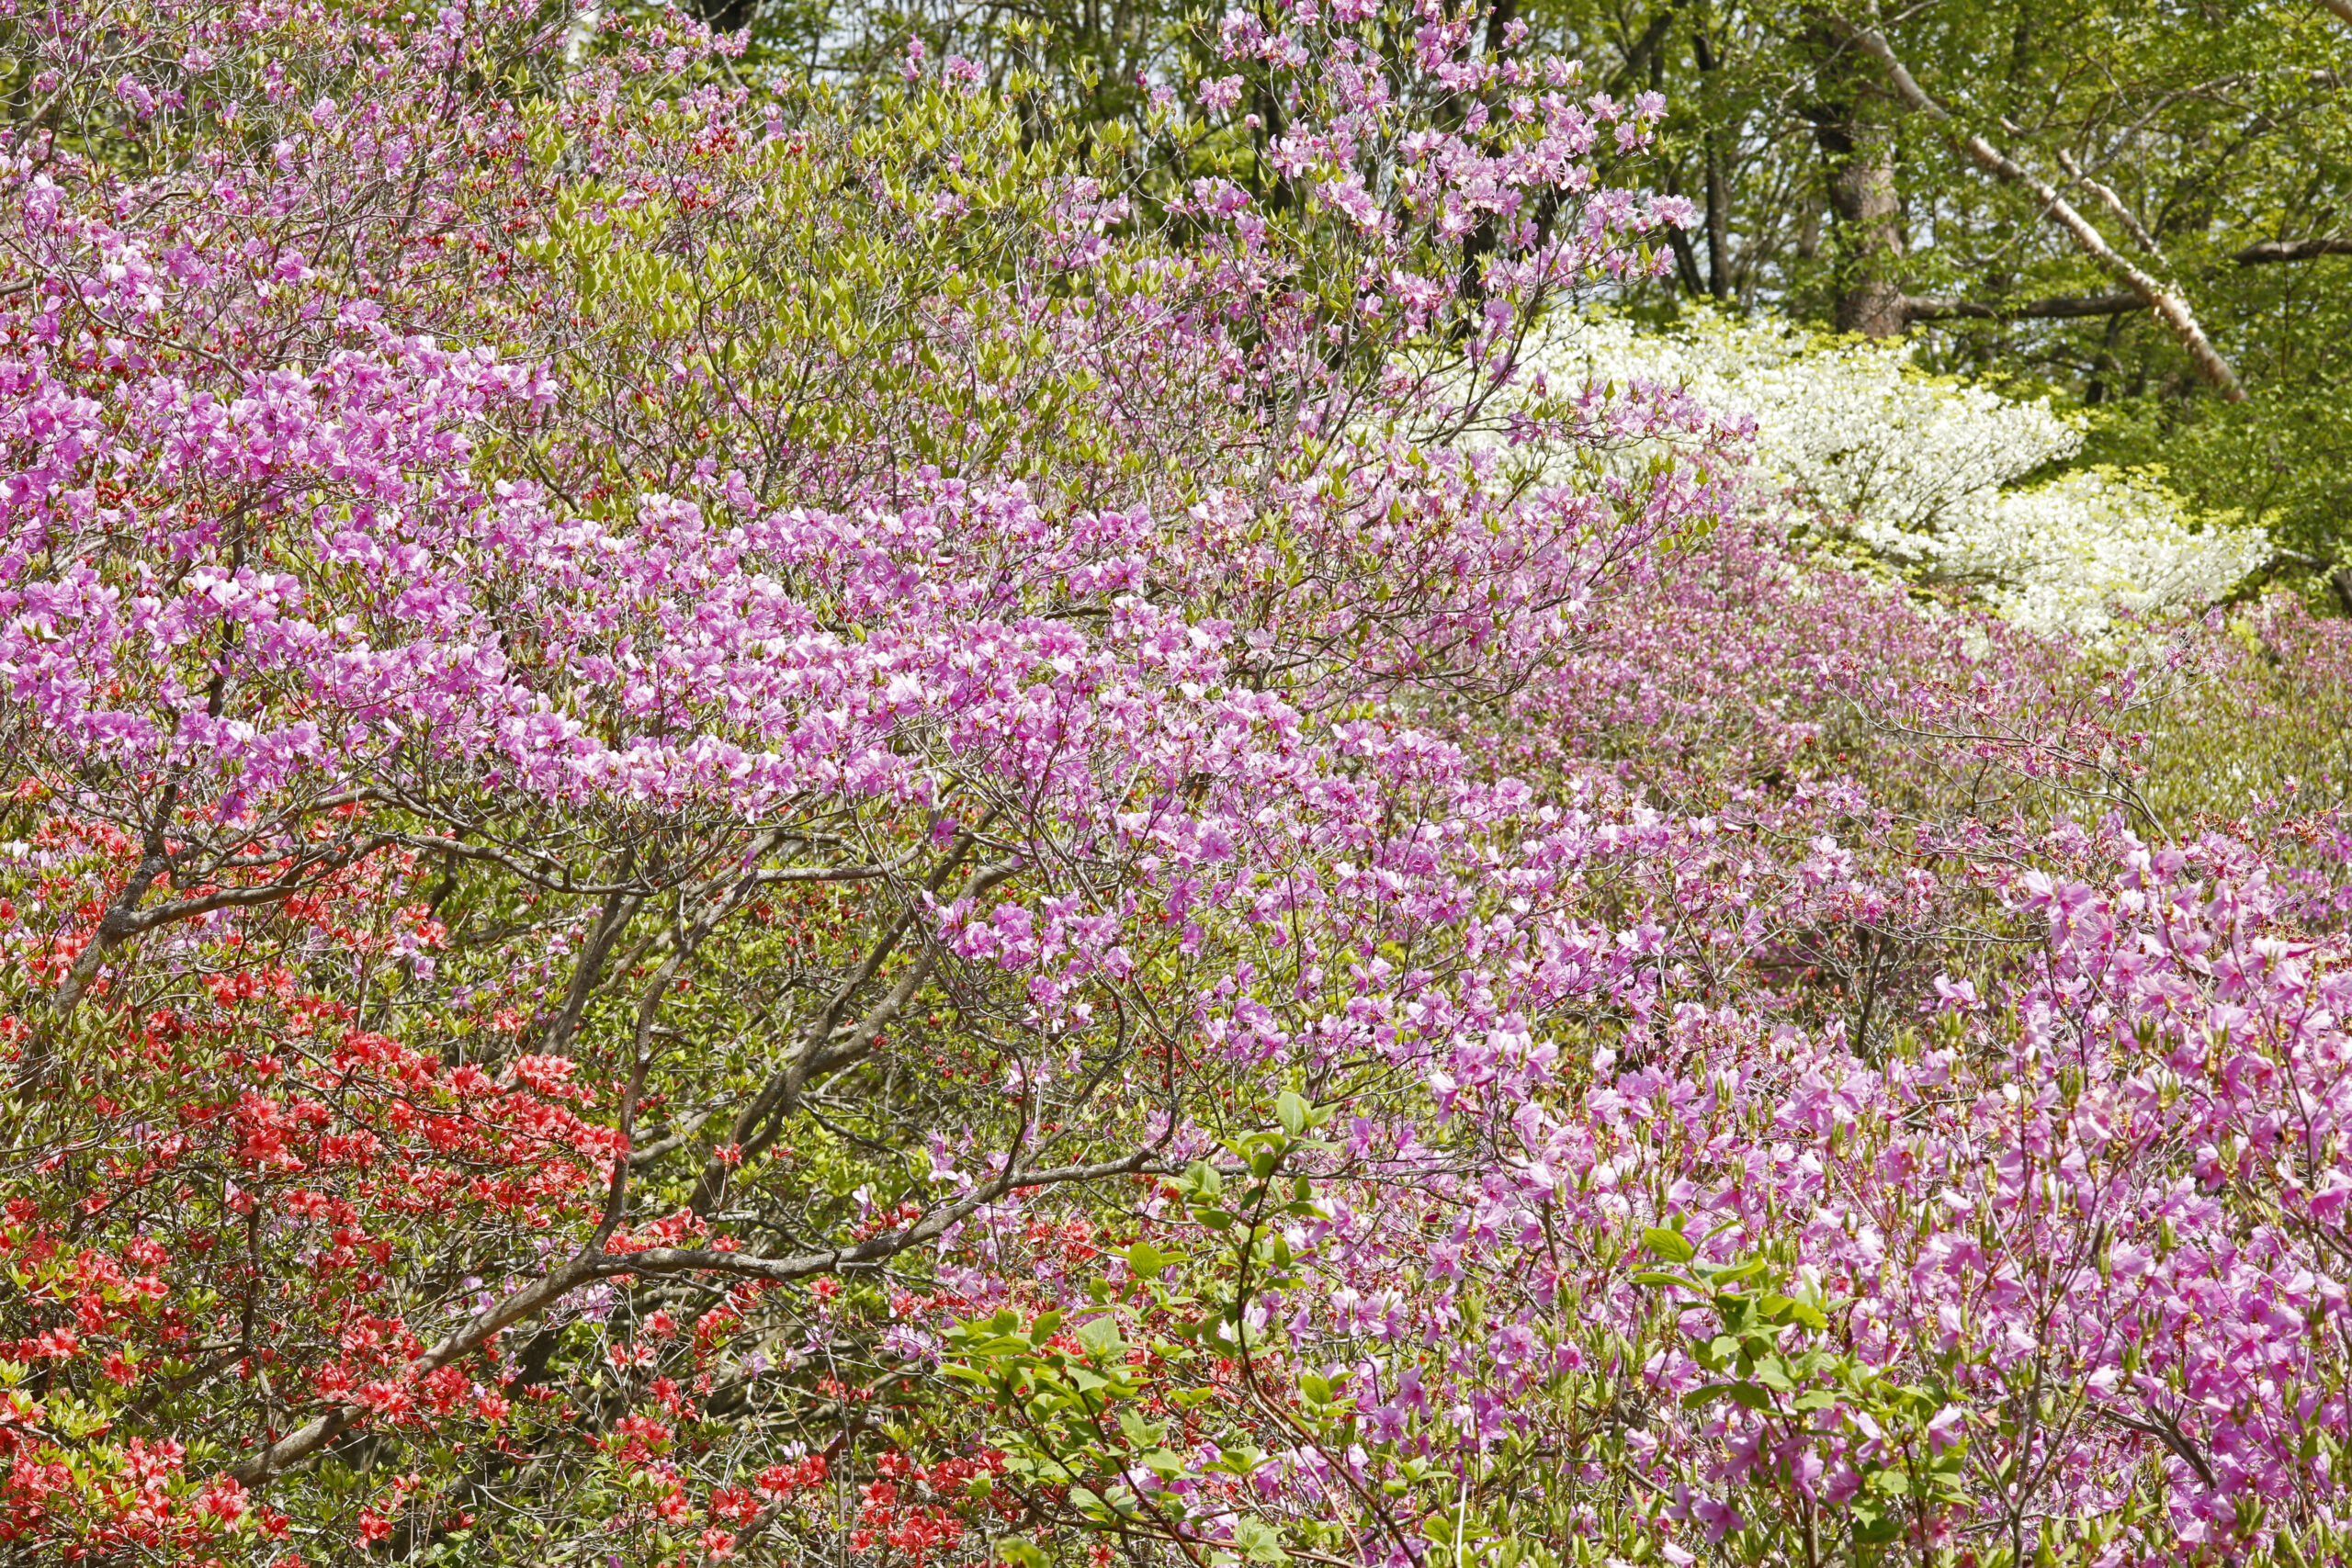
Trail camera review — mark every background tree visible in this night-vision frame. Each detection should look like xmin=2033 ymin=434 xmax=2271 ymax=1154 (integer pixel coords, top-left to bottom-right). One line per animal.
xmin=717 ymin=0 xmax=2352 ymax=599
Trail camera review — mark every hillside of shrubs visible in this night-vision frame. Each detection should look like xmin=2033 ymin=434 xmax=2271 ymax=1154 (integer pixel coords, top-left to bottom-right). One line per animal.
xmin=1 ymin=5 xmax=2349 ymax=1567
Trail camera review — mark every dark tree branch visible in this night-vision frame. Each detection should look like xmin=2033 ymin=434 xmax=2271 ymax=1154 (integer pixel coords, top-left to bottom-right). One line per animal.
xmin=219 ymin=1145 xmax=1167 ymax=1489
xmin=1903 ymin=291 xmax=2143 ymax=321
xmin=1907 ymin=235 xmax=2352 ymax=322
xmin=1604 ymin=8 xmax=1681 ymax=100
xmin=2268 ymin=549 xmax=2352 ymax=615
xmin=2234 ymin=236 xmax=2352 ymax=265
xmin=1833 ymin=16 xmax=2247 ymax=399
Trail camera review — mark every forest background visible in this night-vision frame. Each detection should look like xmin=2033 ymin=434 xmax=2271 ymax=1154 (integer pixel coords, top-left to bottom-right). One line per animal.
xmin=759 ymin=0 xmax=2352 ymax=604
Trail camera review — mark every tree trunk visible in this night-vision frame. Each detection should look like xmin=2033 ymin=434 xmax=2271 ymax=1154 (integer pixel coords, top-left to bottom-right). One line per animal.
xmin=1838 ymin=20 xmax=2248 ymax=401
xmin=1693 ymin=24 xmax=1733 ymax=299
xmin=1796 ymin=10 xmax=1909 ymax=333
xmin=1804 ymin=11 xmax=1907 ymax=336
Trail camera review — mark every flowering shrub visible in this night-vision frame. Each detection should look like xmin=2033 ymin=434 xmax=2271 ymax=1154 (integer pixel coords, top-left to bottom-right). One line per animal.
xmin=0 ymin=3 xmax=2347 ymax=1568
xmin=1526 ymin=310 xmax=2270 ymax=634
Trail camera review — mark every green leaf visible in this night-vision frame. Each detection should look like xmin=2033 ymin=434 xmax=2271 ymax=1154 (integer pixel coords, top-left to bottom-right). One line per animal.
xmin=1233 ymin=1517 xmax=1290 ymax=1563
xmin=1276 ymin=1091 xmax=1308 ymax=1136
xmin=1641 ymin=1226 xmax=1694 ymax=1264
xmin=1852 ymin=1509 xmax=1904 ymax=1546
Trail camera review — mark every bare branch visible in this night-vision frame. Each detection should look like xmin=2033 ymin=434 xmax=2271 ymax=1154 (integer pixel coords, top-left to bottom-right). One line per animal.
xmin=2234 ymin=236 xmax=2352 ymax=265
xmin=2095 ymin=1404 xmax=2217 ymax=1490
xmin=688 ymin=829 xmax=1015 ymax=1219
xmin=1904 ymin=292 xmax=2143 ymax=321
xmin=218 ymin=1147 xmax=1165 ymax=1489
xmin=1908 ymin=234 xmax=2352 ymax=322
xmin=2054 ymin=148 xmax=2160 ymax=254
xmin=224 ymin=1256 xmax=602 ymax=1485
xmin=1604 ymin=10 xmax=1679 ymax=100
xmin=1836 ymin=17 xmax=2247 ymax=400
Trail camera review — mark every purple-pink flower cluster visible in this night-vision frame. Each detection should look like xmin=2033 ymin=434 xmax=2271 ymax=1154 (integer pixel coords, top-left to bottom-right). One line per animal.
xmin=0 ymin=2 xmax=2345 ymax=1565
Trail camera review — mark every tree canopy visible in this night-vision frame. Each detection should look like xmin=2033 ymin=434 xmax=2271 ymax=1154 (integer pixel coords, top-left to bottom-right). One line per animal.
xmin=731 ymin=0 xmax=2352 ymax=592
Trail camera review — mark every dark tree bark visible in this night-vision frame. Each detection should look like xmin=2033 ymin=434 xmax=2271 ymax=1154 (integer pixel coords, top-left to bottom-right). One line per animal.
xmin=2235 ymin=237 xmax=2352 ymax=265
xmin=1804 ymin=10 xmax=1907 ymax=336
xmin=1693 ymin=23 xmax=1733 ymax=299
xmin=1485 ymin=0 xmax=1521 ymax=58
xmin=1903 ymin=291 xmax=2143 ymax=321
xmin=688 ymin=0 xmax=758 ymax=34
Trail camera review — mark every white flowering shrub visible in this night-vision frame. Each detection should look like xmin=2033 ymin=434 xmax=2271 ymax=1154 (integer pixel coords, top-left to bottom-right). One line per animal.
xmin=1518 ymin=309 xmax=2267 ymax=635
xmin=1962 ymin=467 xmax=2272 ymax=635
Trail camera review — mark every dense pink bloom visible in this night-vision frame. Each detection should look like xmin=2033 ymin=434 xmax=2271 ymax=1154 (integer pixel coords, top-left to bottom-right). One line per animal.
xmin=0 ymin=2 xmax=2344 ymax=1565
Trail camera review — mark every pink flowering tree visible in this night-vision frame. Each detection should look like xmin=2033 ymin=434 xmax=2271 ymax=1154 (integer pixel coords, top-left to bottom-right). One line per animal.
xmin=1 ymin=2 xmax=2349 ymax=1567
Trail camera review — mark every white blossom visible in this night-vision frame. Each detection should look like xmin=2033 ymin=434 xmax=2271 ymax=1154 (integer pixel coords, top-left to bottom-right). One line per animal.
xmin=1960 ymin=468 xmax=2271 ymax=636
xmin=1512 ymin=308 xmax=2265 ymax=635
